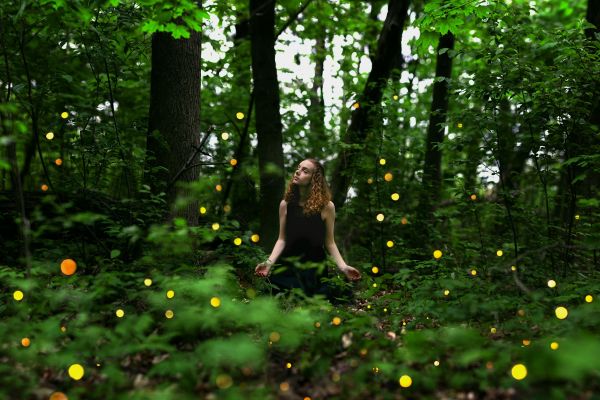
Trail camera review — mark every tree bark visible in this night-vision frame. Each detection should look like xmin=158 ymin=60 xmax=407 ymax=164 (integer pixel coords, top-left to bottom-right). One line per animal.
xmin=146 ymin=29 xmax=202 ymax=226
xmin=250 ymin=0 xmax=285 ymax=247
xmin=330 ymin=0 xmax=410 ymax=207
xmin=418 ymin=31 xmax=454 ymax=219
xmin=308 ymin=27 xmax=326 ymax=159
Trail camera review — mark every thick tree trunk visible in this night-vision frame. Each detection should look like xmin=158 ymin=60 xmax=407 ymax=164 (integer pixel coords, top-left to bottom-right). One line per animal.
xmin=146 ymin=29 xmax=201 ymax=226
xmin=308 ymin=28 xmax=326 ymax=159
xmin=250 ymin=0 xmax=285 ymax=247
xmin=418 ymin=32 xmax=454 ymax=219
xmin=330 ymin=0 xmax=410 ymax=207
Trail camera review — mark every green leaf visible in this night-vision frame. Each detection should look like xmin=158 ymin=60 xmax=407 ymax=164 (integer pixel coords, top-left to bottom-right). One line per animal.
xmin=110 ymin=249 xmax=121 ymax=259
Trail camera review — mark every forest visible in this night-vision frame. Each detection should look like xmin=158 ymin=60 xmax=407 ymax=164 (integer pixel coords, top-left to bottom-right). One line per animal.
xmin=1 ymin=0 xmax=599 ymax=398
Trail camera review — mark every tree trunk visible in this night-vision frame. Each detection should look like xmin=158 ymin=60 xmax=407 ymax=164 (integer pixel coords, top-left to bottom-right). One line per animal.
xmin=146 ymin=29 xmax=201 ymax=226
xmin=330 ymin=0 xmax=410 ymax=207
xmin=308 ymin=27 xmax=326 ymax=159
xmin=250 ymin=0 xmax=285 ymax=247
xmin=417 ymin=31 xmax=454 ymax=219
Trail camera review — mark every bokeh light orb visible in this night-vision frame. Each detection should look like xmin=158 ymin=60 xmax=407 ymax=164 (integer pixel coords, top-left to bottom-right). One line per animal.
xmin=399 ymin=375 xmax=412 ymax=387
xmin=13 ymin=290 xmax=24 ymax=301
xmin=555 ymin=306 xmax=568 ymax=320
xmin=210 ymin=297 xmax=221 ymax=308
xmin=391 ymin=193 xmax=400 ymax=201
xmin=60 ymin=259 xmax=77 ymax=275
xmin=433 ymin=250 xmax=442 ymax=259
xmin=511 ymin=364 xmax=527 ymax=380
xmin=68 ymin=364 xmax=84 ymax=380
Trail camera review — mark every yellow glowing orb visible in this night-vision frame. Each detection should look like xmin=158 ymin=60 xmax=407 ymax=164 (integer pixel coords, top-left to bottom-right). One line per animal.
xmin=511 ymin=265 xmax=517 ymax=271
xmin=13 ymin=290 xmax=24 ymax=301
xmin=21 ymin=337 xmax=30 ymax=347
xmin=221 ymin=132 xmax=229 ymax=140
xmin=115 ymin=309 xmax=124 ymax=318
xmin=511 ymin=364 xmax=527 ymax=380
xmin=433 ymin=250 xmax=442 ymax=259
xmin=384 ymin=308 xmax=388 ymax=312
xmin=233 ymin=238 xmax=242 ymax=246
xmin=399 ymin=374 xmax=412 ymax=388
xmin=60 ymin=259 xmax=77 ymax=275
xmin=280 ymin=381 xmax=290 ymax=391
xmin=352 ymin=102 xmax=360 ymax=109
xmin=210 ymin=297 xmax=221 ymax=308
xmin=314 ymin=322 xmax=321 ymax=328
xmin=60 ymin=326 xmax=67 ymax=333
xmin=522 ymin=339 xmax=531 ymax=346
xmin=470 ymin=194 xmax=477 ymax=200
xmin=332 ymin=317 xmax=342 ymax=326
xmin=386 ymin=241 xmax=394 ymax=248
xmin=286 ymin=362 xmax=292 ymax=369
xmin=251 ymin=234 xmax=260 ymax=243
xmin=55 ymin=158 xmax=63 ymax=166
xmin=216 ymin=374 xmax=233 ymax=389
xmin=166 ymin=290 xmax=175 ymax=299
xmin=575 ymin=214 xmax=580 ymax=220
xmin=61 ymin=112 xmax=69 ymax=119
xmin=269 ymin=331 xmax=281 ymax=342
xmin=165 ymin=310 xmax=174 ymax=319
xmin=372 ymin=283 xmax=377 ymax=288
xmin=470 ymin=269 xmax=477 ymax=276
xmin=391 ymin=193 xmax=400 ymax=201
xmin=379 ymin=158 xmax=386 ymax=165
xmin=199 ymin=206 xmax=207 ymax=214
xmin=550 ymin=342 xmax=559 ymax=350
xmin=547 ymin=280 xmax=556 ymax=288
xmin=376 ymin=213 xmax=384 ymax=222
xmin=393 ymin=95 xmax=399 ymax=100
xmin=216 ymin=184 xmax=222 ymax=192
xmin=144 ymin=278 xmax=152 ymax=287
xmin=46 ymin=132 xmax=55 ymax=140
xmin=444 ymin=289 xmax=450 ymax=296
xmin=517 ymin=309 xmax=525 ymax=317
xmin=49 ymin=392 xmax=68 ymax=400
xmin=384 ymin=172 xmax=393 ymax=182
xmin=496 ymin=250 xmax=503 ymax=257
xmin=68 ymin=364 xmax=84 ymax=380
xmin=555 ymin=306 xmax=568 ymax=319
xmin=585 ymin=295 xmax=593 ymax=303
xmin=236 ymin=112 xmax=245 ymax=120
xmin=367 ymin=178 xmax=373 ymax=184
xmin=372 ymin=266 xmax=379 ymax=274
xmin=457 ymin=122 xmax=463 ymax=128
xmin=212 ymin=223 xmax=220 ymax=231
xmin=490 ymin=327 xmax=497 ymax=334
xmin=41 ymin=184 xmax=49 ymax=192
xmin=230 ymin=158 xmax=237 ymax=166
xmin=373 ymin=366 xmax=379 ymax=373
xmin=434 ymin=360 xmax=440 ymax=366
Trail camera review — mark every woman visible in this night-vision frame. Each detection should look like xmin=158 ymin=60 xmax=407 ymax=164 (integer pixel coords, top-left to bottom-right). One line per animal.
xmin=255 ymin=158 xmax=361 ymax=299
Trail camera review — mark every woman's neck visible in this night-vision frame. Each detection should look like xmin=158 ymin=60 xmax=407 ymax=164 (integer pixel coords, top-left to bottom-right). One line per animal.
xmin=298 ymin=186 xmax=310 ymax=204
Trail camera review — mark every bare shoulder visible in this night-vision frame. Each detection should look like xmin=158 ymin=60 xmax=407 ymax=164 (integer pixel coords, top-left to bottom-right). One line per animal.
xmin=279 ymin=200 xmax=288 ymax=212
xmin=325 ymin=201 xmax=335 ymax=212
xmin=322 ymin=201 xmax=335 ymax=219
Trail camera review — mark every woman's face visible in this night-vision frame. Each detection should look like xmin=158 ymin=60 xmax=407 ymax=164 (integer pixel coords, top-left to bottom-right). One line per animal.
xmin=293 ymin=160 xmax=315 ymax=187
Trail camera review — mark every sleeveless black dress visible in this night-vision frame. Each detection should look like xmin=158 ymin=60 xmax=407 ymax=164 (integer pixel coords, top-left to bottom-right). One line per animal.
xmin=268 ymin=200 xmax=330 ymax=297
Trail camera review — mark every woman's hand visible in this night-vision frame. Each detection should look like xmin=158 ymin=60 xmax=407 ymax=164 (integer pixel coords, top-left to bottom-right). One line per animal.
xmin=339 ymin=265 xmax=361 ymax=281
xmin=255 ymin=262 xmax=272 ymax=277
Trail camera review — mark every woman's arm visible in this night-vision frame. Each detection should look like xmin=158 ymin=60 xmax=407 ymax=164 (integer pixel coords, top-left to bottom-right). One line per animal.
xmin=323 ymin=201 xmax=361 ymax=280
xmin=256 ymin=200 xmax=287 ymax=276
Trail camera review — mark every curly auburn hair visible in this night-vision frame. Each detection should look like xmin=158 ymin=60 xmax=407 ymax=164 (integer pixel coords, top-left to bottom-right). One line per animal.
xmin=283 ymin=158 xmax=331 ymax=215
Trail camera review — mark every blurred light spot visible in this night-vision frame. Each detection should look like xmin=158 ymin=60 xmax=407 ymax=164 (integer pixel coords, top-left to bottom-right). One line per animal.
xmin=68 ymin=364 xmax=84 ymax=380
xmin=60 ymin=259 xmax=77 ymax=276
xmin=233 ymin=238 xmax=242 ymax=246
xmin=433 ymin=250 xmax=442 ymax=259
xmin=166 ymin=290 xmax=175 ymax=299
xmin=21 ymin=338 xmax=30 ymax=347
xmin=116 ymin=309 xmax=124 ymax=318
xmin=210 ymin=297 xmax=221 ymax=307
xmin=555 ymin=306 xmax=568 ymax=319
xmin=399 ymin=374 xmax=412 ymax=387
xmin=391 ymin=193 xmax=400 ymax=201
xmin=144 ymin=278 xmax=152 ymax=287
xmin=13 ymin=290 xmax=24 ymax=301
xmin=511 ymin=364 xmax=527 ymax=380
